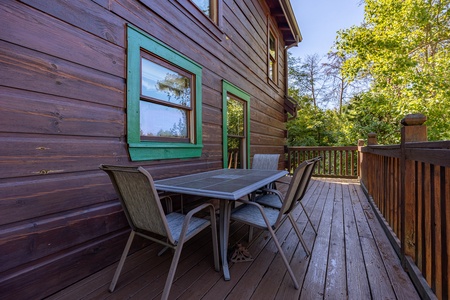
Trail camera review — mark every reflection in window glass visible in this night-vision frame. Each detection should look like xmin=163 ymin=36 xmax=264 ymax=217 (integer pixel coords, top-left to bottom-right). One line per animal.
xmin=227 ymin=96 xmax=244 ymax=136
xmin=141 ymin=58 xmax=191 ymax=107
xmin=269 ymin=34 xmax=276 ymax=58
xmin=227 ymin=137 xmax=242 ymax=169
xmin=269 ymin=30 xmax=277 ymax=81
xmin=140 ymin=101 xmax=188 ymax=138
xmin=192 ymin=0 xmax=210 ymax=16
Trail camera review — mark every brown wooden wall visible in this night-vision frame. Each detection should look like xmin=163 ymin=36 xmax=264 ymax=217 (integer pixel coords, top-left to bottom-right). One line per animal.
xmin=0 ymin=0 xmax=290 ymax=298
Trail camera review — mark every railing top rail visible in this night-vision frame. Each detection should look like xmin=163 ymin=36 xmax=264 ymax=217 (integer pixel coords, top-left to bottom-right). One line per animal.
xmin=407 ymin=148 xmax=450 ymax=167
xmin=288 ymin=146 xmax=358 ymax=151
xmin=404 ymin=140 xmax=450 ymax=149
xmin=360 ymin=145 xmax=401 ymax=158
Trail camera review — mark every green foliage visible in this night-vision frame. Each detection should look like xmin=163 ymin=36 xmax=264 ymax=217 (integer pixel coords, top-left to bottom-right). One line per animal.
xmin=287 ymin=92 xmax=341 ymax=146
xmin=288 ymin=0 xmax=449 ymax=146
xmin=336 ymin=0 xmax=450 ymax=142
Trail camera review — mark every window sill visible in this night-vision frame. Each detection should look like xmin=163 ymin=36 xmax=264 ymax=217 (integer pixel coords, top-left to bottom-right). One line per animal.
xmin=128 ymin=142 xmax=203 ymax=161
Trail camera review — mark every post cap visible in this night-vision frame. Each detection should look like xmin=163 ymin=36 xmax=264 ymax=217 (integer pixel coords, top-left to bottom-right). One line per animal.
xmin=401 ymin=114 xmax=427 ymax=126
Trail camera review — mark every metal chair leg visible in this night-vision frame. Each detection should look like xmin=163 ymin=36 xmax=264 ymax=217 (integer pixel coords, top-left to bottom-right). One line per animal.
xmin=300 ymin=202 xmax=317 ymax=235
xmin=109 ymin=231 xmax=135 ymax=292
xmin=267 ymin=225 xmax=299 ymax=289
xmin=289 ymin=214 xmax=311 ymax=256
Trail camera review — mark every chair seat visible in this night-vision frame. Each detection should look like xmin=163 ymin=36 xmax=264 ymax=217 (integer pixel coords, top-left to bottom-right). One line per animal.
xmin=255 ymin=194 xmax=282 ymax=209
xmin=231 ymin=204 xmax=280 ymax=228
xmin=166 ymin=212 xmax=210 ymax=243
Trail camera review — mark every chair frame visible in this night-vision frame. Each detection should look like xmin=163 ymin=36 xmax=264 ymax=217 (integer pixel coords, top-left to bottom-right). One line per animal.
xmin=230 ymin=159 xmax=316 ymax=289
xmin=100 ymin=165 xmax=219 ymax=300
xmin=256 ymin=156 xmax=321 ymax=234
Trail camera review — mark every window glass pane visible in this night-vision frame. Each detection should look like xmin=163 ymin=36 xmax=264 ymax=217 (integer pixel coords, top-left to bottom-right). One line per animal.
xmin=192 ymin=0 xmax=211 ymax=18
xmin=140 ymin=101 xmax=188 ymax=138
xmin=269 ymin=60 xmax=274 ymax=80
xmin=141 ymin=58 xmax=191 ymax=107
xmin=269 ymin=33 xmax=276 ymax=58
xmin=227 ymin=137 xmax=242 ymax=169
xmin=227 ymin=96 xmax=244 ymax=136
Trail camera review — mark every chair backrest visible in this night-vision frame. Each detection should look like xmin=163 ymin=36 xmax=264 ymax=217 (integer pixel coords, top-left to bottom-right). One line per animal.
xmin=252 ymin=154 xmax=280 ymax=170
xmin=277 ymin=157 xmax=321 ymax=217
xmin=99 ymin=165 xmax=175 ymax=244
xmin=297 ymin=156 xmax=321 ymax=200
xmin=277 ymin=159 xmax=311 ymax=216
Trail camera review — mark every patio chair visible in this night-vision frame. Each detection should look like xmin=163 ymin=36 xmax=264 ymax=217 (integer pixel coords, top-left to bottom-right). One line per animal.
xmin=251 ymin=153 xmax=280 ymax=190
xmin=99 ymin=165 xmax=220 ymax=300
xmin=252 ymin=154 xmax=280 ymax=170
xmin=229 ymin=159 xmax=315 ymax=289
xmin=255 ymin=156 xmax=321 ymax=234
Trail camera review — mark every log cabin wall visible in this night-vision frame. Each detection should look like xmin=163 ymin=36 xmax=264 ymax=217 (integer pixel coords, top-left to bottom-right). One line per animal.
xmin=0 ymin=0 xmax=295 ymax=298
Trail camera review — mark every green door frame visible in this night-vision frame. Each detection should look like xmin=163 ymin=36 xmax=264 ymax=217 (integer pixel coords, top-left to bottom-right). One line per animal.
xmin=222 ymin=80 xmax=250 ymax=169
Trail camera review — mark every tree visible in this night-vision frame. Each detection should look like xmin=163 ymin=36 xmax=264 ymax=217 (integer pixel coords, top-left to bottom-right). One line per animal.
xmin=288 ymin=54 xmax=328 ymax=108
xmin=336 ymin=0 xmax=450 ymax=141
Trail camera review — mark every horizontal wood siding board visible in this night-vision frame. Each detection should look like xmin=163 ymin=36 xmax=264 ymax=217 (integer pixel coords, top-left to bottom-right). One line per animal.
xmin=0 ymin=41 xmax=124 ymax=108
xmin=0 ymin=203 xmax=126 ymax=273
xmin=1 ymin=1 xmax=124 ymax=77
xmin=251 ymin=122 xmax=285 ymax=138
xmin=223 ymin=2 xmax=266 ymax=67
xmin=251 ymin=95 xmax=285 ymax=123
xmin=228 ymin=0 xmax=267 ymax=47
xmin=201 ymin=85 xmax=223 ymax=109
xmin=0 ymin=87 xmax=124 ymax=137
xmin=0 ymin=230 xmax=145 ymax=299
xmin=0 ymin=173 xmax=117 ymax=225
xmin=0 ymin=136 xmax=130 ymax=178
xmin=202 ymin=104 xmax=222 ymax=125
xmin=250 ymin=134 xmax=285 ymax=148
xmin=20 ymin=0 xmax=126 ymax=45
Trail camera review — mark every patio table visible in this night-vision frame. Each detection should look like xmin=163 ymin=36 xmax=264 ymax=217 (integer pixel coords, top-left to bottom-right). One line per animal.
xmin=154 ymin=168 xmax=288 ymax=280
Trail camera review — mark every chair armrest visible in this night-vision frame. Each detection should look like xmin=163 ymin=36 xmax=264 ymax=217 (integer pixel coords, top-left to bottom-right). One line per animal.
xmin=177 ymin=202 xmax=217 ymax=245
xmin=259 ymin=188 xmax=284 ymax=200
xmin=234 ymin=200 xmax=274 ymax=228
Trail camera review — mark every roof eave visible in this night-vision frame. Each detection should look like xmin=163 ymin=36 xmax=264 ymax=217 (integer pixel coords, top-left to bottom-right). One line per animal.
xmin=278 ymin=0 xmax=302 ymax=46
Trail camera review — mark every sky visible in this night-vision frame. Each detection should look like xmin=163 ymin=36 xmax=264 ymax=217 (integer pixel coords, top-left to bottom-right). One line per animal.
xmin=289 ymin=0 xmax=365 ymax=59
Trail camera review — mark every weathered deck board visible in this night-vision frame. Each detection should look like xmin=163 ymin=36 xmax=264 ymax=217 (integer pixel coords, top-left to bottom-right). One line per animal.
xmin=45 ymin=178 xmax=421 ymax=300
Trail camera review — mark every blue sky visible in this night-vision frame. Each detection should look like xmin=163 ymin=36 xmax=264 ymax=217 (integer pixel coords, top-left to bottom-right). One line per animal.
xmin=289 ymin=0 xmax=365 ymax=59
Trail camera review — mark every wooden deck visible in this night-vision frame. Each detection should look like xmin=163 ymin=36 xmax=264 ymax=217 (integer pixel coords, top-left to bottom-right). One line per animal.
xmin=45 ymin=178 xmax=420 ymax=300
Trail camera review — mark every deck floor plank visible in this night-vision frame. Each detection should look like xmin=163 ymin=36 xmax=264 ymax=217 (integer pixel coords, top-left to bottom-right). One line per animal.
xmin=343 ymin=181 xmax=372 ymax=300
xmin=324 ymin=182 xmax=347 ymax=299
xmin=350 ymin=182 xmax=398 ymax=299
xmin=300 ymin=180 xmax=336 ymax=299
xmin=354 ymin=185 xmax=420 ymax=300
xmin=45 ymin=178 xmax=421 ymax=300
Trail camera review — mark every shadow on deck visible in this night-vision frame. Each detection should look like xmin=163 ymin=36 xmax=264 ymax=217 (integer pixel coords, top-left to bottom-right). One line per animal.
xmin=46 ymin=178 xmax=420 ymax=299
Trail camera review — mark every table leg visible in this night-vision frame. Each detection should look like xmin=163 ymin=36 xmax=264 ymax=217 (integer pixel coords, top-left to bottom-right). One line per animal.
xmin=219 ymin=200 xmax=231 ymax=280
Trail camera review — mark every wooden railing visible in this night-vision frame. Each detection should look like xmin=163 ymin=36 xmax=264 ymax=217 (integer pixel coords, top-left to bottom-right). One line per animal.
xmin=286 ymin=114 xmax=448 ymax=299
xmin=287 ymin=146 xmax=359 ymax=178
xmin=359 ymin=114 xmax=449 ymax=300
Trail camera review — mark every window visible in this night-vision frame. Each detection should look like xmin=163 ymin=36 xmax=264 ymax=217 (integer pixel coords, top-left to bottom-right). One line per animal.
xmin=191 ymin=0 xmax=218 ymax=23
xmin=222 ymin=80 xmax=250 ymax=169
xmin=127 ymin=25 xmax=203 ymax=161
xmin=268 ymin=28 xmax=278 ymax=83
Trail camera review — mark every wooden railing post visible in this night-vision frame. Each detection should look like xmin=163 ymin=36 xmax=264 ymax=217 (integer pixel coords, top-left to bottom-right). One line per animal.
xmin=368 ymin=132 xmax=378 ymax=145
xmin=357 ymin=139 xmax=365 ymax=179
xmin=401 ymin=113 xmax=427 ymax=265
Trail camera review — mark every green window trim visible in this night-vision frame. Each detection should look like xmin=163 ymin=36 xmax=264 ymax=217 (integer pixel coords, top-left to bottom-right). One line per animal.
xmin=127 ymin=25 xmax=203 ymax=161
xmin=222 ymin=80 xmax=250 ymax=168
